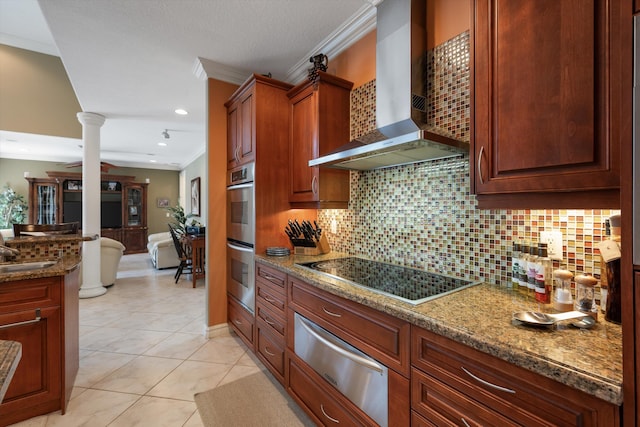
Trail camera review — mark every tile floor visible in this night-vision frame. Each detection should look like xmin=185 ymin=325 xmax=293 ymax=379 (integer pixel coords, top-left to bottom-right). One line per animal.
xmin=10 ymin=253 xmax=261 ymax=427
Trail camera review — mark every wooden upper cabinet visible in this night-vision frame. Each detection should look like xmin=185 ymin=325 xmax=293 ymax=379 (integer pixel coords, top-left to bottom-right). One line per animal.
xmin=287 ymin=71 xmax=353 ymax=209
xmin=226 ymin=85 xmax=255 ymax=169
xmin=471 ymin=0 xmax=631 ymax=208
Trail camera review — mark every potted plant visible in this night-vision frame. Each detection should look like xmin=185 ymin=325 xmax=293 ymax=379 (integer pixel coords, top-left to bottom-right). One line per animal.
xmin=166 ymin=205 xmax=193 ymax=236
xmin=0 ymin=185 xmax=28 ymax=229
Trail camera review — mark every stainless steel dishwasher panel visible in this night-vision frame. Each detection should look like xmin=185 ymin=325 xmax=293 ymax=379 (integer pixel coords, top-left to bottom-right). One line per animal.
xmin=293 ymin=312 xmax=388 ymax=427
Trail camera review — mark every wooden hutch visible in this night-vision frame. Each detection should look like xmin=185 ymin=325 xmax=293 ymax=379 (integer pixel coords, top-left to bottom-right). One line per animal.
xmin=25 ymin=171 xmax=148 ymax=254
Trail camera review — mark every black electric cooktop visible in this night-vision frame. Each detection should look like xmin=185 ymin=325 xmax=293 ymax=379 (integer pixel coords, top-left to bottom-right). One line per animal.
xmin=297 ymin=257 xmax=479 ymax=305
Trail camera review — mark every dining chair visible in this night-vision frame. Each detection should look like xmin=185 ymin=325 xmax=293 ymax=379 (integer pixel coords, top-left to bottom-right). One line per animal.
xmin=168 ymin=224 xmax=192 ymax=284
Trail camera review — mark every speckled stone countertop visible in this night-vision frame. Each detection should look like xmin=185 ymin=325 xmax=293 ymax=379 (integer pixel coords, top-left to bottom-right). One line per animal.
xmin=0 ymin=340 xmax=21 ymax=403
xmin=0 ymin=255 xmax=82 ymax=283
xmin=257 ymin=253 xmax=623 ymax=406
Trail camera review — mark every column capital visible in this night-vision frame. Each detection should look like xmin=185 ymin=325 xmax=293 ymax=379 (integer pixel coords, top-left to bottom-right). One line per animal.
xmin=77 ymin=112 xmax=106 ymax=127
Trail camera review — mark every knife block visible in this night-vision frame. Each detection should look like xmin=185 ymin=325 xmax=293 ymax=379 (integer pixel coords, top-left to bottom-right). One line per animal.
xmin=294 ymin=234 xmax=331 ymax=255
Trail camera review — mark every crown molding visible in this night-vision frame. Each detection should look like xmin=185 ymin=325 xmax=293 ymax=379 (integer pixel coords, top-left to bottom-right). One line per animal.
xmin=194 ymin=3 xmax=377 ymax=85
xmin=193 ymin=57 xmax=253 ymax=85
xmin=286 ymin=3 xmax=376 ymax=85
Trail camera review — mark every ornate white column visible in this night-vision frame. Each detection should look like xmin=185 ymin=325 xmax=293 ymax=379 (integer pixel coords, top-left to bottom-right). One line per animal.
xmin=77 ymin=112 xmax=107 ymax=298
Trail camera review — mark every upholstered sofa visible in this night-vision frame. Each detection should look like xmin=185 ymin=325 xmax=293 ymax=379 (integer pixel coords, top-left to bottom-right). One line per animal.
xmin=147 ymin=232 xmax=180 ymax=269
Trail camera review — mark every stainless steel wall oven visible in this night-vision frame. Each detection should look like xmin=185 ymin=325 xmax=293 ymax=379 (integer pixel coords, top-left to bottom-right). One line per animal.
xmin=226 ymin=163 xmax=255 ymax=313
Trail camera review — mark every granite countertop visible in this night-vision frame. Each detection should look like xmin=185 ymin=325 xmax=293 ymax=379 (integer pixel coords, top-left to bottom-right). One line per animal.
xmin=0 ymin=255 xmax=82 ymax=283
xmin=5 ymin=233 xmax=99 ymax=243
xmin=257 ymin=253 xmax=623 ymax=406
xmin=0 ymin=340 xmax=22 ymax=403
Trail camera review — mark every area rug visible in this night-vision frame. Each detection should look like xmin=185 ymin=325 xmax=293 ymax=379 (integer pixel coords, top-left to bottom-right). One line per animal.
xmin=194 ymin=371 xmax=315 ymax=426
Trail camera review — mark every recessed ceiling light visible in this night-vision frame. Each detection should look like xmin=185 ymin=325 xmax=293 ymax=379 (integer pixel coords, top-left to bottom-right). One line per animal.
xmin=175 ymin=109 xmax=188 ymax=115
xmin=150 ymin=159 xmax=157 ymax=163
xmin=158 ymin=142 xmax=167 ymax=147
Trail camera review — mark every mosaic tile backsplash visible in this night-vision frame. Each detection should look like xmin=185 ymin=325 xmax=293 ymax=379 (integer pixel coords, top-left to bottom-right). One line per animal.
xmin=320 ymin=31 xmax=620 ymax=288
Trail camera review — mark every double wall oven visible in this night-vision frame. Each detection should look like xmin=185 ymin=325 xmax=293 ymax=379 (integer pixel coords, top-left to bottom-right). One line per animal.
xmin=226 ymin=163 xmax=255 ymax=313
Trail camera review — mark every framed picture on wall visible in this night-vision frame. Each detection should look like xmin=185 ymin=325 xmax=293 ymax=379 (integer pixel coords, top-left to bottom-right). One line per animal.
xmin=157 ymin=198 xmax=170 ymax=208
xmin=191 ymin=177 xmax=200 ymax=216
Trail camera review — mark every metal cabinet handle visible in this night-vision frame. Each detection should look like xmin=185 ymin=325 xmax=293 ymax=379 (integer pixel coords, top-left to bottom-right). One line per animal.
xmin=320 ymin=404 xmax=340 ymax=424
xmin=262 ymin=274 xmax=280 ymax=284
xmin=461 ymin=418 xmax=471 ymax=427
xmin=264 ymin=346 xmax=276 ymax=357
xmin=322 ymin=307 xmax=342 ymax=318
xmin=233 ymin=319 xmax=243 ymax=326
xmin=311 ymin=175 xmax=318 ymax=195
xmin=235 ymin=145 xmax=241 ymax=163
xmin=264 ymin=316 xmax=276 ymax=326
xmin=477 ymin=146 xmax=485 ymax=185
xmin=0 ymin=308 xmax=41 ymax=330
xmin=461 ymin=366 xmax=515 ymax=394
xmin=263 ymin=295 xmax=277 ymax=305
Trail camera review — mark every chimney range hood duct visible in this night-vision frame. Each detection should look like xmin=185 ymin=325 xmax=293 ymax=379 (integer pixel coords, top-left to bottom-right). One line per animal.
xmin=309 ymin=0 xmax=468 ymax=171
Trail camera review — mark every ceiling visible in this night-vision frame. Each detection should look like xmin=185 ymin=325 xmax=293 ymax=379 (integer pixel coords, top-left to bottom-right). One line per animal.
xmin=0 ymin=0 xmax=377 ymax=170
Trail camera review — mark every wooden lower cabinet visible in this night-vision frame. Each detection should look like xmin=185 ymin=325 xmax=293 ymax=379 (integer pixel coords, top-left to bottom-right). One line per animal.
xmin=121 ymin=227 xmax=148 ymax=254
xmin=227 ymin=294 xmax=254 ymax=349
xmin=0 ymin=270 xmax=79 ymax=427
xmin=411 ymin=327 xmax=620 ymax=427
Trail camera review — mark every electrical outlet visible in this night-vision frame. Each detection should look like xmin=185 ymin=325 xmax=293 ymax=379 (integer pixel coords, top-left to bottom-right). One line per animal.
xmin=330 ymin=219 xmax=338 ymax=234
xmin=540 ymin=230 xmax=563 ymax=261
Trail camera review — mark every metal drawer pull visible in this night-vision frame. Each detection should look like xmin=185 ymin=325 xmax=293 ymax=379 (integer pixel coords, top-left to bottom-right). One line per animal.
xmin=311 ymin=176 xmax=318 ymax=195
xmin=263 ymin=295 xmax=277 ymax=304
xmin=461 ymin=418 xmax=471 ymax=427
xmin=262 ymin=274 xmax=280 ymax=283
xmin=461 ymin=366 xmax=516 ymax=394
xmin=0 ymin=308 xmax=41 ymax=330
xmin=264 ymin=346 xmax=276 ymax=357
xmin=233 ymin=319 xmax=243 ymax=326
xmin=264 ymin=316 xmax=276 ymax=326
xmin=477 ymin=146 xmax=485 ymax=185
xmin=320 ymin=404 xmax=339 ymax=423
xmin=322 ymin=307 xmax=342 ymax=318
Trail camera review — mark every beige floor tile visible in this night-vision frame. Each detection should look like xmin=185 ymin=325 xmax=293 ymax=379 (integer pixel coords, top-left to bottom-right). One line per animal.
xmin=91 ymin=355 xmax=182 ymax=394
xmin=43 ymin=389 xmax=141 ymax=427
xmin=82 ymin=327 xmax=172 ymax=354
xmin=74 ymin=351 xmax=137 ymax=388
xmin=183 ymin=411 xmax=206 ymax=427
xmin=147 ymin=360 xmax=232 ymax=401
xmin=108 ymin=396 xmax=197 ymax=427
xmin=218 ymin=363 xmax=264 ymax=386
xmin=188 ymin=335 xmax=248 ymax=364
xmin=144 ymin=332 xmax=208 ymax=359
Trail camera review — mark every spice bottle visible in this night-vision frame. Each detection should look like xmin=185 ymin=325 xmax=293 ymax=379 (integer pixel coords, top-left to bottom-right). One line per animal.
xmin=511 ymin=242 xmax=521 ymax=290
xmin=526 ymin=242 xmax=539 ymax=298
xmin=535 ymin=243 xmax=552 ymax=304
xmin=574 ymin=274 xmax=598 ymax=319
xmin=518 ymin=242 xmax=530 ymax=295
xmin=553 ymin=269 xmax=574 ymax=312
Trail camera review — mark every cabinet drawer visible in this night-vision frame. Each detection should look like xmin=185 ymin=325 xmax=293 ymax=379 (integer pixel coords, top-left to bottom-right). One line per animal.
xmin=412 ymin=367 xmax=515 ymax=426
xmin=289 ymin=277 xmax=410 ymax=376
xmin=255 ymin=301 xmax=285 ymax=339
xmin=256 ymin=277 xmax=285 ymax=314
xmin=255 ymin=323 xmax=284 ymax=381
xmin=0 ymin=277 xmax=60 ymax=310
xmin=288 ymin=356 xmax=375 ymax=427
xmin=256 ymin=263 xmax=286 ymax=290
xmin=227 ymin=295 xmax=254 ymax=348
xmin=412 ymin=327 xmax=620 ymax=427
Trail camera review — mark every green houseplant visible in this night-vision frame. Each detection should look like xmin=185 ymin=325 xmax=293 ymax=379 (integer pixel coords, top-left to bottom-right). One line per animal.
xmin=0 ymin=185 xmax=28 ymax=229
xmin=166 ymin=205 xmax=194 ymax=236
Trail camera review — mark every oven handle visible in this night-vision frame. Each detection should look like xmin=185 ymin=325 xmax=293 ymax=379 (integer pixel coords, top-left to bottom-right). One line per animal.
xmin=227 ymin=242 xmax=254 ymax=253
xmin=297 ymin=314 xmax=384 ymax=374
xmin=226 ymin=183 xmax=254 ymax=191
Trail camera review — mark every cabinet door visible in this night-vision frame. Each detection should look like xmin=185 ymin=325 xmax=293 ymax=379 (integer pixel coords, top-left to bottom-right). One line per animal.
xmin=289 ymin=86 xmax=319 ymax=204
xmin=125 ymin=186 xmax=144 ymax=227
xmin=0 ymin=306 xmax=62 ymax=425
xmin=31 ymin=182 xmax=60 ymax=225
xmin=122 ymin=227 xmax=148 ymax=254
xmin=227 ymin=103 xmax=240 ymax=169
xmin=471 ymin=0 xmax=628 ymax=207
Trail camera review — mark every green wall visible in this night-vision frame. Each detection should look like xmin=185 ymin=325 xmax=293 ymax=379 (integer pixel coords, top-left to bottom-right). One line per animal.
xmin=0 ymin=158 xmax=180 ymax=235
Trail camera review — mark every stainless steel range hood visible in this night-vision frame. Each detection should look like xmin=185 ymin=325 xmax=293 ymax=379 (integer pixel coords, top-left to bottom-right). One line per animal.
xmin=309 ymin=0 xmax=468 ymax=171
